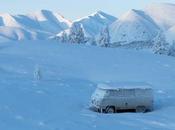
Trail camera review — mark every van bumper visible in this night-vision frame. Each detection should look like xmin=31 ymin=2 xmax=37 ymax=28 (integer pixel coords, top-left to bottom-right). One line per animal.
xmin=89 ymin=106 xmax=99 ymax=112
xmin=89 ymin=105 xmax=105 ymax=113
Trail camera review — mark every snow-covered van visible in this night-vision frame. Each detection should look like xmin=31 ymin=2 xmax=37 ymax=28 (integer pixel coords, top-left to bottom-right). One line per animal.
xmin=90 ymin=82 xmax=154 ymax=113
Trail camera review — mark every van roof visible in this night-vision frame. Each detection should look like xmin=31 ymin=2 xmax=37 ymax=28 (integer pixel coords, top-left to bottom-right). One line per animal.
xmin=97 ymin=82 xmax=152 ymax=90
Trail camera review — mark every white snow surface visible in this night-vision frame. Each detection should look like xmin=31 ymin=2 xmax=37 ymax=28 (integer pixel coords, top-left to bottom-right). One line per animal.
xmin=0 ymin=40 xmax=175 ymax=130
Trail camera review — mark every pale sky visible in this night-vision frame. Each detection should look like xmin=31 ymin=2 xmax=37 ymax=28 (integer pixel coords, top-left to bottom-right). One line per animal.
xmin=1 ymin=0 xmax=175 ymax=20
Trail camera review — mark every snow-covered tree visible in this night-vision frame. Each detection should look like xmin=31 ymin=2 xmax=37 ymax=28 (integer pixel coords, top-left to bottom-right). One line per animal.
xmin=98 ymin=26 xmax=110 ymax=47
xmin=152 ymin=32 xmax=169 ymax=55
xmin=168 ymin=41 xmax=175 ymax=56
xmin=68 ymin=23 xmax=86 ymax=44
xmin=34 ymin=65 xmax=42 ymax=81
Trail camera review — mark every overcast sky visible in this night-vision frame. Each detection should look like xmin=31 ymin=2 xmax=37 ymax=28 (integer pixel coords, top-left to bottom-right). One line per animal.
xmin=1 ymin=0 xmax=175 ymax=20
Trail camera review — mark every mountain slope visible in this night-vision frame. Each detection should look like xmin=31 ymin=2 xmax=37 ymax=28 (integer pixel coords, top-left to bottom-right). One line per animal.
xmin=145 ymin=3 xmax=175 ymax=31
xmin=109 ymin=9 xmax=160 ymax=45
xmin=27 ymin=10 xmax=72 ymax=33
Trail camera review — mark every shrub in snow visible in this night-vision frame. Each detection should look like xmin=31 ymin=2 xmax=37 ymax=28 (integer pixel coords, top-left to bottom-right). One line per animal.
xmin=97 ymin=27 xmax=110 ymax=47
xmin=34 ymin=65 xmax=42 ymax=80
xmin=152 ymin=32 xmax=170 ymax=55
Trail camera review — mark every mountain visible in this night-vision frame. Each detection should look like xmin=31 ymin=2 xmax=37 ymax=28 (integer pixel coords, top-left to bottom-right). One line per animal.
xmin=143 ymin=3 xmax=175 ymax=56
xmin=0 ymin=4 xmax=174 ymax=57
xmin=0 ymin=10 xmax=71 ymax=41
xmin=73 ymin=11 xmax=117 ymax=37
xmin=109 ymin=9 xmax=160 ymax=45
xmin=144 ymin=3 xmax=175 ymax=31
xmin=53 ymin=11 xmax=117 ymax=44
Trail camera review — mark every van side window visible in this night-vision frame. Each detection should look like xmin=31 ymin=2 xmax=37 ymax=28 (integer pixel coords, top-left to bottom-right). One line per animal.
xmin=135 ymin=89 xmax=152 ymax=97
xmin=108 ymin=90 xmax=116 ymax=96
xmin=109 ymin=90 xmax=123 ymax=97
xmin=123 ymin=89 xmax=135 ymax=96
xmin=108 ymin=89 xmax=136 ymax=97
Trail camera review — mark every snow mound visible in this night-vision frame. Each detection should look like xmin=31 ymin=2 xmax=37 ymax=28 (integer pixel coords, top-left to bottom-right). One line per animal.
xmin=109 ymin=9 xmax=160 ymax=45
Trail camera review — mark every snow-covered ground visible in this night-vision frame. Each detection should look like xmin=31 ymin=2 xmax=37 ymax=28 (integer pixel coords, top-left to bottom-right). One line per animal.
xmin=0 ymin=41 xmax=175 ymax=130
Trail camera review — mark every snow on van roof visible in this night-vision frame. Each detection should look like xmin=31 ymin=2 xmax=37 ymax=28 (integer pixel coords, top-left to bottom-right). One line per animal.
xmin=97 ymin=82 xmax=152 ymax=90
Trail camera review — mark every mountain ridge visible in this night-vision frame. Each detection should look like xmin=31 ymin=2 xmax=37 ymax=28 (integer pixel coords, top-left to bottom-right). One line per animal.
xmin=0 ymin=3 xmax=175 ymax=56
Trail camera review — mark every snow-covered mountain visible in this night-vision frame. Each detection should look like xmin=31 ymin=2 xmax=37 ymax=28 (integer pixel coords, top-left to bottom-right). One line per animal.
xmin=0 ymin=3 xmax=175 ymax=57
xmin=0 ymin=10 xmax=71 ymax=41
xmin=109 ymin=9 xmax=160 ymax=45
xmin=53 ymin=11 xmax=117 ymax=44
xmin=143 ymin=3 xmax=175 ymax=55
xmin=73 ymin=11 xmax=117 ymax=37
xmin=53 ymin=3 xmax=175 ymax=51
xmin=108 ymin=3 xmax=175 ymax=57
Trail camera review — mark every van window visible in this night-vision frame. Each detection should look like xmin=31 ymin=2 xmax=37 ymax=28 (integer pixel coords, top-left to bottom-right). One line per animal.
xmin=123 ymin=89 xmax=135 ymax=96
xmin=108 ymin=90 xmax=123 ymax=97
xmin=135 ymin=89 xmax=152 ymax=96
xmin=108 ymin=89 xmax=136 ymax=97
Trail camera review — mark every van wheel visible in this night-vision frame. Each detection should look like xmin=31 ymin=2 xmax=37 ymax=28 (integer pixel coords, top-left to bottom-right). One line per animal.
xmin=106 ymin=106 xmax=115 ymax=113
xmin=136 ymin=106 xmax=146 ymax=113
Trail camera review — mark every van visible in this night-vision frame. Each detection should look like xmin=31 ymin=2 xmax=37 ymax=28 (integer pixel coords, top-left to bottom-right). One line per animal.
xmin=89 ymin=82 xmax=154 ymax=113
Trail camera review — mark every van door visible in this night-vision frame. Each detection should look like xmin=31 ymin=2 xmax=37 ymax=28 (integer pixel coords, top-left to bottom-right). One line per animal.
xmin=115 ymin=89 xmax=126 ymax=109
xmin=123 ymin=89 xmax=136 ymax=110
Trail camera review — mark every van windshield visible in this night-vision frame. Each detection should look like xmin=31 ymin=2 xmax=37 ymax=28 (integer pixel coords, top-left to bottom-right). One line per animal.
xmin=92 ymin=88 xmax=107 ymax=98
